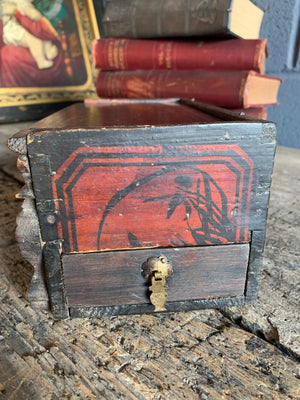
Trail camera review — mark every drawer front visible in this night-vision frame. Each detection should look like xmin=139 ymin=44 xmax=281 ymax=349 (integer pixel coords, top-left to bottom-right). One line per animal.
xmin=62 ymin=244 xmax=249 ymax=308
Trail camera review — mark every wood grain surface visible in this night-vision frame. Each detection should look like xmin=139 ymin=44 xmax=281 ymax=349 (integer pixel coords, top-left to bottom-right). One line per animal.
xmin=16 ymin=101 xmax=277 ymax=316
xmin=49 ymin=143 xmax=254 ymax=253
xmin=62 ymin=244 xmax=249 ymax=308
xmin=0 ymin=135 xmax=299 ymax=399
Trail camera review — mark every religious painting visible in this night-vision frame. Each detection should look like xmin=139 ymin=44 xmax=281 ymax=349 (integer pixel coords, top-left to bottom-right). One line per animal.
xmin=0 ymin=0 xmax=100 ymax=120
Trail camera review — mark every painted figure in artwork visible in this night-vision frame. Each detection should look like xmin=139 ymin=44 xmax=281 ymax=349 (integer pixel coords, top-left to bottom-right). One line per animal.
xmin=1 ymin=0 xmax=59 ymax=69
xmin=0 ymin=0 xmax=87 ymax=87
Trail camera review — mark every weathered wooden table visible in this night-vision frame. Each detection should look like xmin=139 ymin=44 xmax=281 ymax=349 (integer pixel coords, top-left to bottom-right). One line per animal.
xmin=0 ymin=122 xmax=299 ymax=399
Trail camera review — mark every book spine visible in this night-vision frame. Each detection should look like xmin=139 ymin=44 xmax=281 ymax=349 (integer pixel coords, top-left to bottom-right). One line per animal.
xmin=102 ymin=0 xmax=232 ymax=38
xmin=93 ymin=38 xmax=267 ymax=73
xmin=96 ymin=70 xmax=249 ymax=108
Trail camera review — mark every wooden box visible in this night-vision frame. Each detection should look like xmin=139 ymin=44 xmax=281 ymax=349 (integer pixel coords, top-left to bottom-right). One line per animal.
xmin=8 ymin=99 xmax=277 ymax=319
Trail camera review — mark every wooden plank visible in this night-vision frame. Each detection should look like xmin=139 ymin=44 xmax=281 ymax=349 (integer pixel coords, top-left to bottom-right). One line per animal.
xmin=43 ymin=241 xmax=69 ymax=320
xmin=7 ymin=100 xmax=219 ymax=153
xmin=1 ymin=302 xmax=300 ymax=399
xmin=62 ymin=244 xmax=249 ymax=308
xmin=7 ymin=99 xmax=268 ymax=153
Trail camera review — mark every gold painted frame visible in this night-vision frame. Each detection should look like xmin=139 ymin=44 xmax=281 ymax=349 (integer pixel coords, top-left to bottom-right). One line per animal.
xmin=0 ymin=0 xmax=99 ymax=119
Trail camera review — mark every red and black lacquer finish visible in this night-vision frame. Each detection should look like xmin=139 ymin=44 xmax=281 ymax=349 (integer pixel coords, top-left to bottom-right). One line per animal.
xmin=8 ymin=99 xmax=276 ymax=318
xmin=53 ymin=143 xmax=253 ymax=253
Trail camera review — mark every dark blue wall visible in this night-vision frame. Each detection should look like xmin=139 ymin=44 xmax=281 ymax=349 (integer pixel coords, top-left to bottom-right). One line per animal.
xmin=254 ymin=0 xmax=300 ymax=148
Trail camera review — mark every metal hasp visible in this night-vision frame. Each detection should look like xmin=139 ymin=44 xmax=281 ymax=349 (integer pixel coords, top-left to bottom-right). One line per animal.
xmin=141 ymin=255 xmax=173 ymax=312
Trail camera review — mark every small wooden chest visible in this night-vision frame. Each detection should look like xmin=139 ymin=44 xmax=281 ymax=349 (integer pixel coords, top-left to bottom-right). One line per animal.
xmin=8 ymin=99 xmax=277 ymax=319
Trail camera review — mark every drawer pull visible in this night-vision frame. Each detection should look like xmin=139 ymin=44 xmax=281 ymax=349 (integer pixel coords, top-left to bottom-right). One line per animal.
xmin=141 ymin=255 xmax=173 ymax=312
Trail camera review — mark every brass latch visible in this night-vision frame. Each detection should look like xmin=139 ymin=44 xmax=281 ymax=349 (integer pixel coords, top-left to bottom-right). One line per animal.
xmin=141 ymin=255 xmax=173 ymax=312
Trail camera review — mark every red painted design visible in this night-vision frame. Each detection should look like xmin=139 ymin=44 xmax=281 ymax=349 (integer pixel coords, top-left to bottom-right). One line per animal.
xmin=53 ymin=145 xmax=253 ymax=253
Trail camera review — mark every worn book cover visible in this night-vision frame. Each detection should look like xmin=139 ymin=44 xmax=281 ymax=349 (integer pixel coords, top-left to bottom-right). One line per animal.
xmin=95 ymin=70 xmax=282 ymax=108
xmin=93 ymin=38 xmax=267 ymax=73
xmin=102 ymin=0 xmax=264 ymax=39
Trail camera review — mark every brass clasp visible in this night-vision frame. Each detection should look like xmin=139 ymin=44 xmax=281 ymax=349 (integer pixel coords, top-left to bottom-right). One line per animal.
xmin=141 ymin=255 xmax=173 ymax=312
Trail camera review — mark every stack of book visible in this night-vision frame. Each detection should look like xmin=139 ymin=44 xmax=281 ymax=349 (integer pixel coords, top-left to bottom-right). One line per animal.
xmin=92 ymin=0 xmax=282 ymax=119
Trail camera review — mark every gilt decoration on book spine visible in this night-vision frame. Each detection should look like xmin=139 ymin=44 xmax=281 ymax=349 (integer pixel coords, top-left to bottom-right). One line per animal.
xmin=95 ymin=70 xmax=281 ymax=109
xmin=92 ymin=39 xmax=267 ymax=73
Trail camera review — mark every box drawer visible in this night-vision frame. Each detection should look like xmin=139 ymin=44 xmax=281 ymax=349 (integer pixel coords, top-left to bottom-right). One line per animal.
xmin=62 ymin=244 xmax=249 ymax=310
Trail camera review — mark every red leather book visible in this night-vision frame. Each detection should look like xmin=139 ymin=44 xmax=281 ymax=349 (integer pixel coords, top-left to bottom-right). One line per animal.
xmin=95 ymin=70 xmax=282 ymax=108
xmin=92 ymin=38 xmax=267 ymax=73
